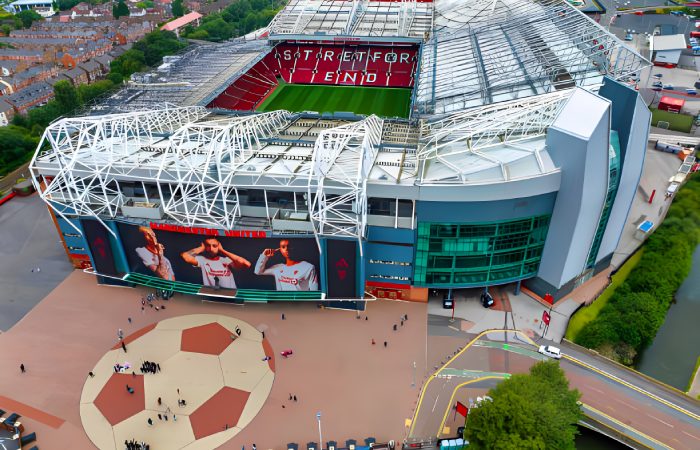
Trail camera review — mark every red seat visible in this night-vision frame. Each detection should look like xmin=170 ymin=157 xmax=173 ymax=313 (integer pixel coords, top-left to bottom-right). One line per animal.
xmin=208 ymin=43 xmax=419 ymax=110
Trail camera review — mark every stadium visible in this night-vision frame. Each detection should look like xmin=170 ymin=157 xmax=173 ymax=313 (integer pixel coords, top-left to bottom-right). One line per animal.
xmin=29 ymin=0 xmax=652 ymax=308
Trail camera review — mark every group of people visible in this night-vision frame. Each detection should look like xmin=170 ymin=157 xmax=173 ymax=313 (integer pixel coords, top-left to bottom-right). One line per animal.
xmin=124 ymin=439 xmax=149 ymax=450
xmin=114 ymin=363 xmax=130 ymax=373
xmin=141 ymin=361 xmax=160 ymax=374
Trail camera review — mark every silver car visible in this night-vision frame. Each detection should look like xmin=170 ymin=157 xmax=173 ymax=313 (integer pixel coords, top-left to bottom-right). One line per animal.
xmin=538 ymin=345 xmax=562 ymax=359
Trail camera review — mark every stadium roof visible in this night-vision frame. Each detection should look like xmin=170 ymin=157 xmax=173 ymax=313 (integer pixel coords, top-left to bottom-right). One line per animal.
xmin=415 ymin=0 xmax=649 ymax=114
xmin=33 ymin=86 xmax=579 ymax=236
xmin=267 ymin=0 xmax=432 ymax=39
xmin=89 ymin=40 xmax=267 ymax=114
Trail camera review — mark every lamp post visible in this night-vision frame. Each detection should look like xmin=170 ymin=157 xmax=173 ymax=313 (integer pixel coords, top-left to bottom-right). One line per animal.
xmin=316 ymin=411 xmax=323 ymax=450
xmin=412 ymin=361 xmax=416 ymax=387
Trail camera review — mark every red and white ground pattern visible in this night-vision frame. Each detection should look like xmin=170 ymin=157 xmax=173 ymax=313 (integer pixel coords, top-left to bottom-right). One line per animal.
xmin=80 ymin=314 xmax=275 ymax=449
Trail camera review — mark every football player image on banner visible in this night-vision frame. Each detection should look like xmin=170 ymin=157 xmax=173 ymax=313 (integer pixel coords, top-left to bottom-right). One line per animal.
xmin=180 ymin=237 xmax=251 ymax=289
xmin=254 ymin=239 xmax=319 ymax=291
xmin=135 ymin=226 xmax=175 ymax=281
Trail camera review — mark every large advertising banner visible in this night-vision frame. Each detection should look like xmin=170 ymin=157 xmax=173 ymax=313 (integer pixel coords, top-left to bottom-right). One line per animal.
xmin=81 ymin=219 xmax=119 ymax=276
xmin=325 ymin=239 xmax=357 ymax=299
xmin=116 ymin=222 xmax=320 ymax=291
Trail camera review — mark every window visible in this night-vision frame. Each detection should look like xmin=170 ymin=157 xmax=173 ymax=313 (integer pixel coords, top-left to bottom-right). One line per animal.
xmin=413 ymin=215 xmax=551 ymax=287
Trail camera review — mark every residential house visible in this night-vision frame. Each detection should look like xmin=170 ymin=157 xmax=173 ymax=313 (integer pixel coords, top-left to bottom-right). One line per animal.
xmin=0 ymin=100 xmax=14 ymax=126
xmin=0 ymin=49 xmax=45 ymax=63
xmin=78 ymin=60 xmax=103 ymax=83
xmin=4 ymin=81 xmax=54 ymax=114
xmin=64 ymin=66 xmax=88 ymax=85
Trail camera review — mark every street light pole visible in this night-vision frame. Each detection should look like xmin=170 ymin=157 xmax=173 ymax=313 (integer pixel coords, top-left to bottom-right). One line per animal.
xmin=317 ymin=412 xmax=323 ymax=450
xmin=412 ymin=361 xmax=416 ymax=387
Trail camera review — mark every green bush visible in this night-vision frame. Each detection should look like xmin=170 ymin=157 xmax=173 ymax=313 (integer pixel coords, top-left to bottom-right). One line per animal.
xmin=183 ymin=0 xmax=285 ymax=41
xmin=575 ymin=175 xmax=700 ymax=365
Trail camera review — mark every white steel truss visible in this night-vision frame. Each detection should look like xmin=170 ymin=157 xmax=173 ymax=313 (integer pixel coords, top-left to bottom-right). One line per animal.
xmin=155 ymin=111 xmax=293 ymax=229
xmin=30 ymin=106 xmax=210 ymax=234
xmin=308 ymin=115 xmax=383 ymax=246
xmin=418 ymin=89 xmax=572 ymax=182
xmin=268 ymin=0 xmax=432 ymax=38
xmin=417 ymin=0 xmax=649 ymax=114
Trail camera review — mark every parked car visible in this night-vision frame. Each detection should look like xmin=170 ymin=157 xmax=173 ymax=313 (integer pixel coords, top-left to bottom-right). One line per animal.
xmin=624 ymin=33 xmax=633 ymax=41
xmin=442 ymin=293 xmax=453 ymax=309
xmin=538 ymin=345 xmax=562 ymax=359
xmin=663 ymin=84 xmax=674 ymax=90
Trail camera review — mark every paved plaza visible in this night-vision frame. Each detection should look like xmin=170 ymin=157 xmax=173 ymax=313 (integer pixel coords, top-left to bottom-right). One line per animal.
xmin=0 ymin=271 xmax=430 ymax=449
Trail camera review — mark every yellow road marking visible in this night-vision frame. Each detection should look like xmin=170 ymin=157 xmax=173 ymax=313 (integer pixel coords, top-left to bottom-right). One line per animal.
xmin=564 ymin=355 xmax=700 ymax=422
xmin=583 ymin=403 xmax=673 ymax=450
xmin=408 ymin=329 xmax=535 ymax=436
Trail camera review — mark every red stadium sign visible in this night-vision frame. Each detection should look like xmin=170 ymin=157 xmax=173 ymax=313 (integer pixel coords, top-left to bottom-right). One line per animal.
xmin=149 ymin=222 xmax=267 ymax=238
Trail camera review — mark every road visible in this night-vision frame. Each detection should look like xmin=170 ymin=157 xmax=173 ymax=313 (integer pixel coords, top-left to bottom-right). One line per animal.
xmin=408 ymin=330 xmax=700 ymax=449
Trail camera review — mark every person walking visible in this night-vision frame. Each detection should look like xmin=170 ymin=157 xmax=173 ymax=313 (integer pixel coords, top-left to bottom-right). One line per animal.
xmin=371 ymin=338 xmax=376 ymax=345
xmin=293 ymin=395 xmax=297 ymax=402
xmin=281 ymin=313 xmax=285 ymax=320
xmin=121 ymin=341 xmax=127 ymax=353
xmin=393 ymin=324 xmax=397 ymax=331
xmin=128 ymin=317 xmax=132 ymax=324
xmin=384 ymin=341 xmax=388 ymax=347
xmin=20 ymin=364 xmax=25 ymax=373
xmin=118 ymin=328 xmax=124 ymax=340
xmin=88 ymin=371 xmax=95 ymax=378
xmin=147 ymin=418 xmax=153 ymax=426
xmin=157 ymin=397 xmax=162 ymax=406
xmin=252 ymin=444 xmax=257 ymax=450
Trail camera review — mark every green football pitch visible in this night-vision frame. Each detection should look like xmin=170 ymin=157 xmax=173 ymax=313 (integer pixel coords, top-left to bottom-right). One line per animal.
xmin=256 ymin=83 xmax=412 ymax=118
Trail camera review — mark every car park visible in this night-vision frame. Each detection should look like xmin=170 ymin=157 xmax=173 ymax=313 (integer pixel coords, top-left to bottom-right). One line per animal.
xmin=538 ymin=345 xmax=562 ymax=359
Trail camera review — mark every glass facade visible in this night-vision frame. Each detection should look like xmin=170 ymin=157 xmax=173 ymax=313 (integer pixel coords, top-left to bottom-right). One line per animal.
xmin=414 ymin=215 xmax=551 ymax=287
xmin=586 ymin=130 xmax=621 ymax=268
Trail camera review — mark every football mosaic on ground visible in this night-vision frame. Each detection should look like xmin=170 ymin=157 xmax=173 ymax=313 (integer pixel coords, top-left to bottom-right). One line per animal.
xmin=80 ymin=314 xmax=275 ymax=450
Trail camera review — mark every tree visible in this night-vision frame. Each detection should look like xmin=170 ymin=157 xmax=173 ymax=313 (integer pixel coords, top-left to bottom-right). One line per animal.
xmin=53 ymin=80 xmax=82 ymax=115
xmin=113 ymin=0 xmax=129 ymax=18
xmin=15 ymin=10 xmax=42 ymax=29
xmin=464 ymin=361 xmax=582 ymax=450
xmin=172 ymin=0 xmax=184 ymax=17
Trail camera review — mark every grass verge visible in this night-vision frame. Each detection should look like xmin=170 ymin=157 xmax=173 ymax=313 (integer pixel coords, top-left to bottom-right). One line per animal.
xmin=565 ymin=250 xmax=644 ymax=342
xmin=650 ymin=107 xmax=693 ymax=133
xmin=688 ymin=355 xmax=700 ymax=392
